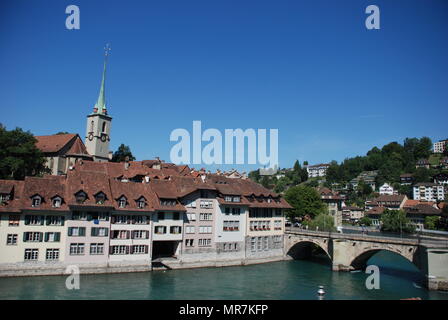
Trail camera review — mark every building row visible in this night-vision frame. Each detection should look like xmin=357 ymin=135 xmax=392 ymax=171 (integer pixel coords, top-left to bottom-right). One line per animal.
xmin=0 ymin=160 xmax=291 ymax=274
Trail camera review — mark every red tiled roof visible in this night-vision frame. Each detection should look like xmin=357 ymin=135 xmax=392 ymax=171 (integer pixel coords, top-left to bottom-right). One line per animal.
xmin=35 ymin=134 xmax=77 ymax=153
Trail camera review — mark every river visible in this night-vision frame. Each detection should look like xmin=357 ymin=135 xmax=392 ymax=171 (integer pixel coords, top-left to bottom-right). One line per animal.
xmin=0 ymin=251 xmax=447 ymax=300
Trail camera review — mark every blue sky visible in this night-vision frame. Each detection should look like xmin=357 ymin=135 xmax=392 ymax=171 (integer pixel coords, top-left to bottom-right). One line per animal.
xmin=1 ymin=0 xmax=447 ymax=172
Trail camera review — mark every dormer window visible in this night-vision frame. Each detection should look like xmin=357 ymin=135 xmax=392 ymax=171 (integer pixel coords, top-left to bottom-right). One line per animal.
xmin=118 ymin=196 xmax=127 ymax=208
xmin=0 ymin=193 xmax=10 ymax=203
xmin=136 ymin=197 xmax=146 ymax=209
xmin=160 ymin=199 xmax=176 ymax=206
xmin=225 ymin=196 xmax=232 ymax=202
xmin=95 ymin=192 xmax=106 ymax=205
xmin=75 ymin=191 xmax=87 ymax=204
xmin=52 ymin=197 xmax=62 ymax=208
xmin=31 ymin=195 xmax=42 ymax=207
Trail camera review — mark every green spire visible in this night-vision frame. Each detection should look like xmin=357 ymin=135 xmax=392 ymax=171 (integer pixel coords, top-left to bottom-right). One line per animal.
xmin=93 ymin=44 xmax=110 ymax=115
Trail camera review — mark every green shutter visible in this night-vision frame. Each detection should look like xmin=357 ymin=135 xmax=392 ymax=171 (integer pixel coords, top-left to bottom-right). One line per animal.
xmin=45 ymin=232 xmax=49 ymax=242
xmin=105 ymin=228 xmax=109 ymax=237
xmin=40 ymin=217 xmax=44 ymax=225
xmin=68 ymin=227 xmax=72 ymax=236
xmin=23 ymin=232 xmax=28 ymax=242
xmin=80 ymin=227 xmax=86 ymax=236
xmin=39 ymin=232 xmax=43 ymax=242
xmin=87 ymin=214 xmax=92 ymax=221
xmin=46 ymin=216 xmax=51 ymax=226
xmin=55 ymin=232 xmax=60 ymax=242
xmin=24 ymin=216 xmax=30 ymax=225
xmin=60 ymin=216 xmax=65 ymax=226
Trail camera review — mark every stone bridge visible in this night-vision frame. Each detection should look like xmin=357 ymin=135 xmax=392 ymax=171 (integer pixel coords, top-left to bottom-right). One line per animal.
xmin=284 ymin=229 xmax=448 ymax=291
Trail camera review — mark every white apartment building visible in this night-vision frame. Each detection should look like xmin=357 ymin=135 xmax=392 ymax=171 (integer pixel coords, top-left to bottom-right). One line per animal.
xmin=434 ymin=139 xmax=447 ymax=154
xmin=379 ymin=183 xmax=395 ymax=195
xmin=306 ymin=164 xmax=330 ymax=178
xmin=413 ymin=183 xmax=445 ymax=202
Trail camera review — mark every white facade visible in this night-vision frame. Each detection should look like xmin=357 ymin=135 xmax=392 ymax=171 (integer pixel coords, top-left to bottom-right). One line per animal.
xmin=306 ymin=164 xmax=329 ymax=178
xmin=413 ymin=184 xmax=445 ymax=202
xmin=434 ymin=140 xmax=447 ymax=153
xmin=379 ymin=183 xmax=395 ymax=195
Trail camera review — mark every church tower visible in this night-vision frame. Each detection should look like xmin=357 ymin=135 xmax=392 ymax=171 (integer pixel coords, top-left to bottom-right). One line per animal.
xmin=85 ymin=44 xmax=112 ymax=162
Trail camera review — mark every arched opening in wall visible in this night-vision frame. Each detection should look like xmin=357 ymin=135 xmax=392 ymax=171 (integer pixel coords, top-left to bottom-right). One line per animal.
xmin=287 ymin=241 xmax=331 ymax=266
xmin=351 ymin=249 xmax=424 ymax=285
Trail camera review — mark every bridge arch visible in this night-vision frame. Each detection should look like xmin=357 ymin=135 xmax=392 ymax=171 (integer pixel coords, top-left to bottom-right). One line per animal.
xmin=349 ymin=246 xmax=420 ymax=272
xmin=286 ymin=239 xmax=332 ymax=262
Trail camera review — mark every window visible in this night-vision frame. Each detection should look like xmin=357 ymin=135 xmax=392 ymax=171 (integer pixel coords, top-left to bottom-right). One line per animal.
xmin=170 ymin=226 xmax=182 ymax=234
xmin=46 ymin=249 xmax=59 ymax=261
xmin=137 ymin=199 xmax=146 ymax=208
xmin=185 ymin=200 xmax=196 ymax=208
xmin=90 ymin=243 xmax=104 ymax=255
xmin=132 ymin=230 xmax=148 ymax=239
xmin=160 ymin=199 xmax=176 ymax=206
xmin=155 ymin=226 xmax=166 ymax=234
xmin=68 ymin=227 xmax=86 ymax=237
xmin=9 ymin=215 xmax=20 ymax=226
xmin=75 ymin=191 xmax=87 ymax=204
xmin=199 ymin=213 xmax=212 ymax=221
xmin=24 ymin=215 xmax=43 ymax=226
xmin=223 ymin=242 xmax=238 ymax=252
xmin=198 ymin=239 xmax=211 ymax=247
xmin=133 ymin=215 xmax=148 ymax=224
xmin=131 ymin=245 xmax=147 ymax=254
xmin=225 ymin=196 xmax=233 ymax=202
xmin=199 ymin=226 xmax=212 ymax=234
xmin=250 ymin=237 xmax=256 ymax=252
xmin=232 ymin=207 xmax=241 ymax=215
xmin=233 ymin=196 xmax=241 ymax=202
xmin=46 ymin=216 xmax=64 ymax=226
xmin=223 ymin=221 xmax=239 ymax=231
xmin=70 ymin=243 xmax=85 ymax=255
xmin=200 ymin=200 xmax=213 ymax=209
xmin=173 ymin=212 xmax=180 ymax=220
xmin=24 ymin=249 xmax=38 ymax=261
xmin=224 ymin=207 xmax=231 ymax=215
xmin=95 ymin=192 xmax=106 ymax=204
xmin=185 ymin=226 xmax=195 ymax=234
xmin=23 ymin=232 xmax=42 ymax=242
xmin=91 ymin=227 xmax=109 ymax=237
xmin=112 ymin=230 xmax=129 ymax=239
xmin=45 ymin=232 xmax=61 ymax=242
xmin=263 ymin=236 xmax=269 ymax=250
xmin=274 ymin=220 xmax=282 ymax=230
xmin=72 ymin=211 xmax=87 ymax=220
xmin=118 ymin=197 xmax=127 ymax=208
xmin=113 ymin=215 xmax=129 ymax=224
xmin=0 ymin=193 xmax=10 ymax=203
xmin=52 ymin=197 xmax=62 ymax=208
xmin=32 ymin=196 xmax=42 ymax=207
xmin=185 ymin=239 xmax=194 ymax=247
xmin=257 ymin=237 xmax=262 ymax=251
xmin=157 ymin=212 xmax=165 ymax=221
xmin=187 ymin=213 xmax=196 ymax=221
xmin=6 ymin=234 xmax=18 ymax=245
xmin=111 ymin=245 xmax=128 ymax=255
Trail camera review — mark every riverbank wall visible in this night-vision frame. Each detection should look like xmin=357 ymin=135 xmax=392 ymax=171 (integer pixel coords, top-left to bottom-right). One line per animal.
xmin=0 ymin=255 xmax=286 ymax=277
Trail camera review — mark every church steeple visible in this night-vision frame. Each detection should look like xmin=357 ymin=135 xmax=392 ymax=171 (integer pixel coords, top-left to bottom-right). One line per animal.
xmin=85 ymin=44 xmax=113 ymax=162
xmin=93 ymin=43 xmax=110 ymax=115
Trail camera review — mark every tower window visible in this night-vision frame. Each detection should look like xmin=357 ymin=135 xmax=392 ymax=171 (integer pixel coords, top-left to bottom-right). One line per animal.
xmin=90 ymin=120 xmax=94 ymax=132
xmin=102 ymin=122 xmax=106 ymax=133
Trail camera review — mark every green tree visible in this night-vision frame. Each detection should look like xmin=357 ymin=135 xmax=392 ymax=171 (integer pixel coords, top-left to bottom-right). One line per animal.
xmin=0 ymin=125 xmax=49 ymax=180
xmin=284 ymin=185 xmax=326 ymax=219
xmin=380 ymin=209 xmax=415 ymax=234
xmin=424 ymin=216 xmax=440 ymax=230
xmin=359 ymin=216 xmax=372 ymax=227
xmin=111 ymin=144 xmax=136 ymax=162
xmin=305 ymin=213 xmax=335 ymax=232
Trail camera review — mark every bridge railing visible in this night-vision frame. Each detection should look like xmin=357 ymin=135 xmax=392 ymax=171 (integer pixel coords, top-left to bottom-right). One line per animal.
xmin=285 ymin=227 xmax=448 ymax=247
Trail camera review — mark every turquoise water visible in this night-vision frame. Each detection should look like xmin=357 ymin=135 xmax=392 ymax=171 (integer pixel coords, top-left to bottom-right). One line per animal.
xmin=0 ymin=251 xmax=447 ymax=300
